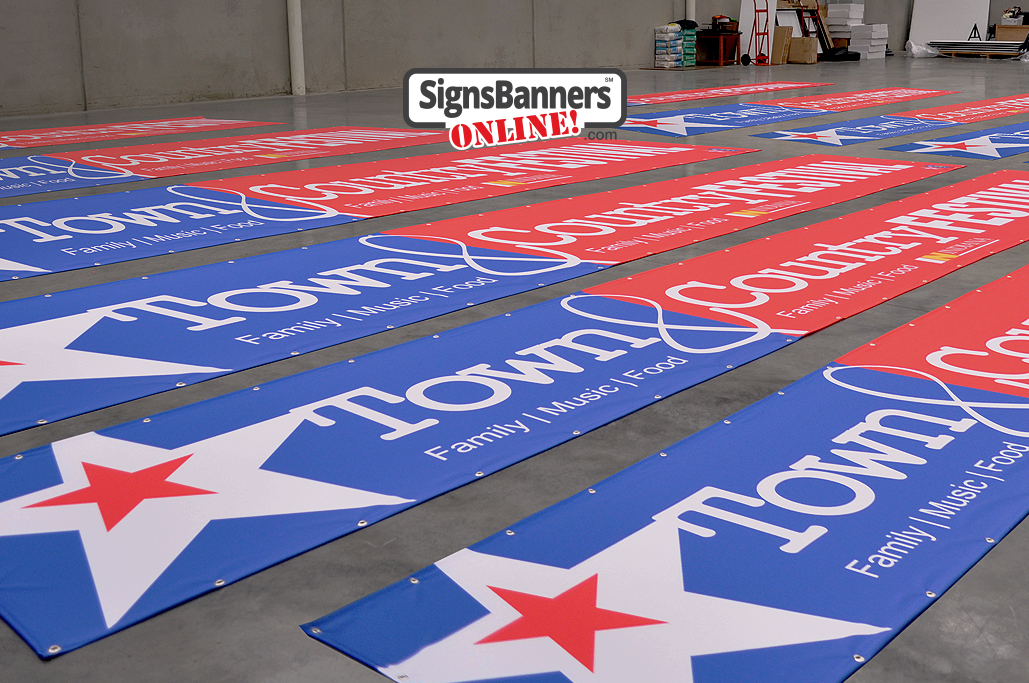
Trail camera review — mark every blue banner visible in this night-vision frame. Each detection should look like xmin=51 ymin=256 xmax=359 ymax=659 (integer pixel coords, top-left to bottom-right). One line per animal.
xmin=0 ymin=185 xmax=357 ymax=278
xmin=619 ymin=104 xmax=822 ymax=138
xmin=0 ymin=234 xmax=598 ymax=437
xmin=883 ymin=120 xmax=1029 ymax=159
xmin=0 ymin=155 xmax=146 ymax=199
xmin=0 ymin=294 xmax=792 ymax=657
xmin=305 ymin=277 xmax=1029 ymax=683
xmin=753 ymin=115 xmax=957 ymax=146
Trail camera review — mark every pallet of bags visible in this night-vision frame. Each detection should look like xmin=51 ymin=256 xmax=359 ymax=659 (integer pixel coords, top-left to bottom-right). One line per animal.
xmin=655 ymin=24 xmax=684 ymax=68
xmin=681 ymin=27 xmax=697 ymax=66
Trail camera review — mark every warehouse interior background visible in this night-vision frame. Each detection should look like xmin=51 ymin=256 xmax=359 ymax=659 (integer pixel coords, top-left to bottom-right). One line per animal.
xmin=4 ymin=2 xmax=1029 ymax=683
xmin=2 ymin=0 xmax=1020 ymax=116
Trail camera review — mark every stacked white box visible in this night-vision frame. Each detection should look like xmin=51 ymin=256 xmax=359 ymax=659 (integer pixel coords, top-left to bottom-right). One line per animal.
xmin=826 ymin=0 xmax=864 ymax=39
xmin=850 ymin=22 xmax=887 ymax=58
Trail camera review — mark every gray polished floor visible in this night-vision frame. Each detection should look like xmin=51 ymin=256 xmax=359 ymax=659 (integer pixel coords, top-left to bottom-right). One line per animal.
xmin=3 ymin=57 xmax=1029 ymax=683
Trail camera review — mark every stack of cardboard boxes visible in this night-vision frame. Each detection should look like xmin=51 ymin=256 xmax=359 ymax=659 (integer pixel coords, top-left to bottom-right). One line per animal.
xmin=824 ymin=0 xmax=886 ymax=59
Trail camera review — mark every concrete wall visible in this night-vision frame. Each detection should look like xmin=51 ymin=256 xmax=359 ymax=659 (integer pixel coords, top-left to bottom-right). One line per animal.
xmin=342 ymin=0 xmax=535 ymax=90
xmin=865 ymin=0 xmax=914 ymax=53
xmin=1 ymin=0 xmax=925 ymax=117
xmin=0 ymin=0 xmax=85 ymax=115
xmin=78 ymin=0 xmax=292 ymax=110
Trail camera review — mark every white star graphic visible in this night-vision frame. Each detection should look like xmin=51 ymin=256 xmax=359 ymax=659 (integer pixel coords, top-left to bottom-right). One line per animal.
xmin=0 ymin=311 xmax=226 ymax=404
xmin=0 ymin=257 xmax=49 ymax=274
xmin=621 ymin=116 xmax=733 ymax=137
xmin=902 ymin=135 xmax=1029 ymax=159
xmin=0 ymin=414 xmax=413 ymax=628
xmin=380 ymin=505 xmax=888 ymax=683
xmin=767 ymin=129 xmax=870 ymax=146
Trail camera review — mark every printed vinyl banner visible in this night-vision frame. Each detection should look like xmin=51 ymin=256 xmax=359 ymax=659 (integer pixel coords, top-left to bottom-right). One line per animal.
xmin=620 ymin=104 xmax=823 ymax=138
xmin=305 ymin=265 xmax=1029 ymax=683
xmin=0 ymin=117 xmax=274 ymax=150
xmin=625 ymin=82 xmax=832 ymax=107
xmin=3 ymin=168 xmax=1027 ymax=658
xmin=621 ymin=90 xmax=958 ymax=139
xmin=754 ymin=88 xmax=957 ymax=112
xmin=0 ymin=139 xmax=747 ymax=280
xmin=896 ymin=94 xmax=1029 ymax=124
xmin=0 ymin=156 xmax=958 ymax=437
xmin=754 ymin=115 xmax=958 ymax=147
xmin=0 ymin=127 xmax=449 ymax=200
xmin=883 ymin=120 xmax=1029 ymax=159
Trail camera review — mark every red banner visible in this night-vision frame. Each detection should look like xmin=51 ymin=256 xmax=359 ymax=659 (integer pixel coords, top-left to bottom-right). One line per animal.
xmin=585 ymin=170 xmax=1029 ymax=335
xmin=191 ymin=139 xmax=754 ymax=219
xmin=0 ymin=117 xmax=274 ymax=149
xmin=756 ymin=88 xmax=958 ymax=112
xmin=839 ymin=263 xmax=1029 ymax=399
xmin=896 ymin=94 xmax=1029 ymax=124
xmin=387 ymin=155 xmax=961 ymax=263
xmin=50 ymin=127 xmax=448 ymax=178
xmin=626 ymin=82 xmax=831 ymax=106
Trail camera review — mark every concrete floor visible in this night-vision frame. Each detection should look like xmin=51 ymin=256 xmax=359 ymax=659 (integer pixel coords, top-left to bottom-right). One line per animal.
xmin=2 ymin=57 xmax=1029 ymax=683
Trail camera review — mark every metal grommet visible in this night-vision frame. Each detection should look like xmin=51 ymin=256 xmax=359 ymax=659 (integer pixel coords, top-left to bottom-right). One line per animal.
xmin=726 ymin=365 xmax=733 ymax=369
xmin=588 ymin=488 xmax=596 ymax=494
xmin=433 ymin=335 xmax=439 ymax=338
xmin=14 ymin=454 xmax=24 ymax=460
xmin=505 ymin=313 xmax=511 ymax=316
xmin=291 ymin=351 xmax=299 ymax=356
xmin=986 ymin=537 xmax=996 ymax=543
xmin=310 ymin=627 xmax=322 ymax=634
xmin=387 ymin=325 xmax=394 ymax=329
xmin=143 ymin=418 xmax=151 ymax=423
xmin=926 ymin=590 xmax=936 ymax=598
xmin=36 ymin=419 xmax=47 ymax=425
xmin=409 ymin=577 xmax=419 ymax=584
xmin=853 ymin=654 xmax=865 ymax=663
xmin=505 ymin=530 xmax=515 ymax=536
xmin=214 ymin=579 xmax=226 ymax=587
xmin=44 ymin=294 xmax=51 ymax=297
xmin=777 ymin=391 xmax=785 ymax=395
xmin=654 ymin=395 xmax=661 ymax=399
xmin=348 ymin=359 xmax=355 ymax=363
xmin=357 ymin=520 xmax=368 ymax=527
xmin=176 ymin=382 xmax=186 ymax=387
xmin=724 ymin=420 xmax=731 ymax=424
xmin=659 ymin=452 xmax=667 ymax=457
xmin=475 ymin=471 xmax=484 ymax=477
xmin=48 ymin=645 xmax=61 ymax=655
xmin=253 ymin=387 xmax=260 ymax=391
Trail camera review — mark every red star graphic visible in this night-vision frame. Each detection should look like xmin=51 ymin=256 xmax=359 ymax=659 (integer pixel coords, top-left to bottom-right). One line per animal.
xmin=627 ymin=119 xmax=663 ymax=128
xmin=790 ymin=132 xmax=826 ymax=140
xmin=0 ymin=360 xmax=22 ymax=366
xmin=27 ymin=455 xmax=215 ymax=531
xmin=477 ymin=574 xmax=665 ymax=671
xmin=929 ymin=141 xmax=973 ymax=151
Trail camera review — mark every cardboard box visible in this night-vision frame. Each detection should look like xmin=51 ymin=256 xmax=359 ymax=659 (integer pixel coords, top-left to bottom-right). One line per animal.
xmin=771 ymin=25 xmax=794 ymax=64
xmin=787 ymin=36 xmax=818 ymax=63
